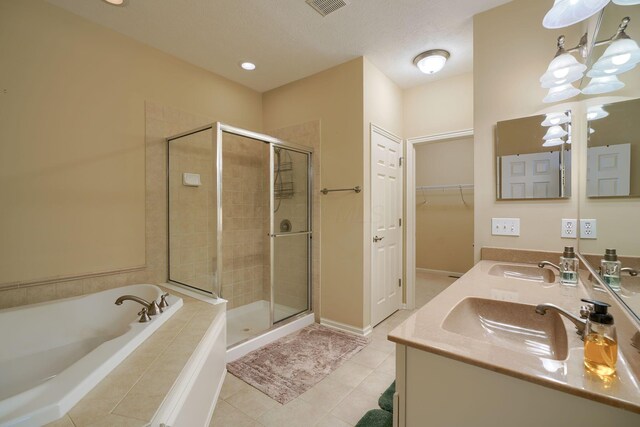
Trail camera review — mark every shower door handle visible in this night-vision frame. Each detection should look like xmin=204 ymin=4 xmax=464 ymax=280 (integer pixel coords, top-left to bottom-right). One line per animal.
xmin=373 ymin=236 xmax=384 ymax=243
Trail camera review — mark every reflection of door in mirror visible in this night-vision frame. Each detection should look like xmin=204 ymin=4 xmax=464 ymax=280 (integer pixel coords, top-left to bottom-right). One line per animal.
xmin=587 ymin=144 xmax=631 ymax=197
xmin=501 ymin=152 xmax=560 ymax=198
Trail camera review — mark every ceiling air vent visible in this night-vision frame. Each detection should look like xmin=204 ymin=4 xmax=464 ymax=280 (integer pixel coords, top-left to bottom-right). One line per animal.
xmin=306 ymin=0 xmax=349 ymax=17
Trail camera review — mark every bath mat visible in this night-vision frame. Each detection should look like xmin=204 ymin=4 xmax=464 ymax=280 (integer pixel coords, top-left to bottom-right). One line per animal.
xmin=227 ymin=323 xmax=369 ymax=404
xmin=355 ymin=409 xmax=393 ymax=427
xmin=378 ymin=380 xmax=395 ymax=413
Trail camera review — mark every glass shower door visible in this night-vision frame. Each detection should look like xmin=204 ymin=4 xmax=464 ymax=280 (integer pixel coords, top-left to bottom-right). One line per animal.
xmin=270 ymin=146 xmax=311 ymax=323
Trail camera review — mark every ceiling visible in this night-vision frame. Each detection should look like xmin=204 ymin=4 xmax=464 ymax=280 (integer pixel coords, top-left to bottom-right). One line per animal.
xmin=46 ymin=0 xmax=512 ymax=92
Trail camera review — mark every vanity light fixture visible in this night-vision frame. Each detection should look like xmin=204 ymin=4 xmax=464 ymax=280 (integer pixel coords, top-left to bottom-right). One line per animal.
xmin=542 ymin=112 xmax=571 ymax=126
xmin=582 ymin=74 xmax=625 ymax=94
xmin=101 ymin=0 xmax=128 ymax=5
xmin=612 ymin=0 xmax=640 ymax=5
xmin=540 ymin=52 xmax=587 ymax=87
xmin=413 ymin=50 xmax=450 ymax=74
xmin=543 ymin=125 xmax=569 ymax=140
xmin=587 ymin=105 xmax=609 ymax=120
xmin=543 ymin=0 xmax=610 ymax=29
xmin=543 ymin=83 xmax=581 ymax=103
xmin=543 ymin=138 xmax=566 ymax=147
xmin=592 ymin=18 xmax=640 ymax=71
xmin=240 ymin=62 xmax=256 ymax=71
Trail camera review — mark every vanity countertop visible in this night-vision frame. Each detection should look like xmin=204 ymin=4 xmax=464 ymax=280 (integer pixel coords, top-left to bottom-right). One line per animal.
xmin=388 ymin=260 xmax=640 ymax=414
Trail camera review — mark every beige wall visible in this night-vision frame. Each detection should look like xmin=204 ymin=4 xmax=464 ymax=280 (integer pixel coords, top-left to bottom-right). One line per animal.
xmin=415 ymin=137 xmax=474 ymax=273
xmin=262 ymin=58 xmax=365 ymax=328
xmin=403 ymin=73 xmax=473 ymax=139
xmin=473 ymin=0 xmax=582 ymax=260
xmin=0 ymin=0 xmax=261 ymax=303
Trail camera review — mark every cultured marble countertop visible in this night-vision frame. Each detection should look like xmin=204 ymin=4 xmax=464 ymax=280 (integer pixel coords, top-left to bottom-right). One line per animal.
xmin=388 ymin=260 xmax=640 ymax=414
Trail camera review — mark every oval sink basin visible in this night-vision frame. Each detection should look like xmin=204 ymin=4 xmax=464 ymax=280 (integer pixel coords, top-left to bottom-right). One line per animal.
xmin=442 ymin=298 xmax=568 ymax=360
xmin=488 ymin=264 xmax=555 ymax=283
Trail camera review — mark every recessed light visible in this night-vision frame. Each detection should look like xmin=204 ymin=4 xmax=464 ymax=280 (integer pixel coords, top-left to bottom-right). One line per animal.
xmin=413 ymin=50 xmax=450 ymax=74
xmin=240 ymin=62 xmax=256 ymax=71
xmin=101 ymin=0 xmax=128 ymax=5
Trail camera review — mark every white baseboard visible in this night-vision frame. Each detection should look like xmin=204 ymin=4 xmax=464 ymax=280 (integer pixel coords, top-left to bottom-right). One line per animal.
xmin=416 ymin=268 xmax=463 ymax=277
xmin=320 ymin=318 xmax=373 ymax=337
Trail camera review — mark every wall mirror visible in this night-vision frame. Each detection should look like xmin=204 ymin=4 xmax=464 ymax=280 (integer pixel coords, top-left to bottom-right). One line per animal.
xmin=579 ymin=2 xmax=640 ymax=324
xmin=495 ymin=111 xmax=572 ymax=200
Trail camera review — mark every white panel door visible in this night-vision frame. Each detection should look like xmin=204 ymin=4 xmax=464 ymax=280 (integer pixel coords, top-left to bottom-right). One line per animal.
xmin=587 ymin=144 xmax=631 ymax=197
xmin=501 ymin=151 xmax=560 ymax=198
xmin=371 ymin=127 xmax=403 ymax=327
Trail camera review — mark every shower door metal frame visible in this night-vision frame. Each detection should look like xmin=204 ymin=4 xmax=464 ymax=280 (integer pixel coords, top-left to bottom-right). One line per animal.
xmin=216 ymin=123 xmax=313 ymax=330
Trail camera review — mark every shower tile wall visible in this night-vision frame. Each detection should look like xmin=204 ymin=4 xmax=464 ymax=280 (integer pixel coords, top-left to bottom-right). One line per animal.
xmin=221 ymin=134 xmax=268 ymax=309
xmin=168 ymin=130 xmax=216 ymax=291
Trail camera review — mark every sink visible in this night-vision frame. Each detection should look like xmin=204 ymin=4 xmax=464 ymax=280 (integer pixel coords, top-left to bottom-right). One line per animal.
xmin=442 ymin=298 xmax=568 ymax=360
xmin=488 ymin=264 xmax=555 ymax=283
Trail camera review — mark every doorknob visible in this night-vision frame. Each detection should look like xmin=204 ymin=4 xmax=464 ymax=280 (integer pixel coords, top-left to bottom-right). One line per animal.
xmin=373 ymin=236 xmax=384 ymax=243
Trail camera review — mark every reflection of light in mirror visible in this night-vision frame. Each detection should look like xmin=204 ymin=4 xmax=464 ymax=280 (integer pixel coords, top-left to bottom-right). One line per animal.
xmin=582 ymin=75 xmax=625 ymax=95
xmin=592 ymin=38 xmax=640 ymax=71
xmin=544 ymin=125 xmax=568 ymax=140
xmin=543 ymin=138 xmax=565 ymax=147
xmin=587 ymin=62 xmax=637 ymax=77
xmin=587 ymin=105 xmax=609 ymax=120
xmin=542 ymin=111 xmax=571 ymax=126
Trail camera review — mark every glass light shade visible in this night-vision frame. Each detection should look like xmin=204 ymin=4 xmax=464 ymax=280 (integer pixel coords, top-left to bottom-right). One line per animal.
xmin=541 ymin=112 xmax=571 ymax=126
xmin=587 ymin=105 xmax=609 ymax=121
xmin=543 ymin=0 xmax=610 ymax=29
xmin=240 ymin=62 xmax=256 ymax=70
xmin=543 ymin=138 xmax=566 ymax=147
xmin=540 ymin=54 xmax=586 ymax=87
xmin=416 ymin=54 xmax=448 ymax=74
xmin=543 ymin=83 xmax=581 ymax=103
xmin=592 ymin=38 xmax=640 ymax=70
xmin=581 ymin=75 xmax=625 ymax=94
xmin=102 ymin=0 xmax=127 ymax=4
xmin=612 ymin=0 xmax=640 ymax=5
xmin=589 ymin=127 xmax=595 ymax=134
xmin=586 ymin=61 xmax=636 ymax=77
xmin=543 ymin=125 xmax=569 ymax=140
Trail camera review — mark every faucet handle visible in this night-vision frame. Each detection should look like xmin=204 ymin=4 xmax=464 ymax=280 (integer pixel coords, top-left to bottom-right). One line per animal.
xmin=138 ymin=308 xmax=151 ymax=323
xmin=159 ymin=293 xmax=170 ymax=309
xmin=580 ymin=304 xmax=593 ymax=319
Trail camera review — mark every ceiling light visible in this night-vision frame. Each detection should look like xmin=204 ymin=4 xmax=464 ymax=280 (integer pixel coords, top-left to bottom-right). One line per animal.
xmin=587 ymin=105 xmax=609 ymax=121
xmin=543 ymin=0 xmax=610 ymax=29
xmin=543 ymin=83 xmax=581 ymax=103
xmin=413 ymin=50 xmax=450 ymax=74
xmin=543 ymin=138 xmax=566 ymax=147
xmin=581 ymin=75 xmax=625 ymax=94
xmin=540 ymin=53 xmax=586 ymax=88
xmin=542 ymin=112 xmax=571 ymax=126
xmin=612 ymin=0 xmax=640 ymax=5
xmin=101 ymin=0 xmax=127 ymax=5
xmin=240 ymin=62 xmax=256 ymax=71
xmin=543 ymin=125 xmax=569 ymax=140
xmin=591 ymin=38 xmax=640 ymax=70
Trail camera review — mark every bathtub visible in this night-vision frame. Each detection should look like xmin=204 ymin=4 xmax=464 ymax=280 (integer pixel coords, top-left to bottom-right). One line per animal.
xmin=0 ymin=284 xmax=183 ymax=427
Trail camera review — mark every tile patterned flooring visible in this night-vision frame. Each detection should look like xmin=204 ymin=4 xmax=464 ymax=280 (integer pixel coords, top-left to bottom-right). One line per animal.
xmin=210 ymin=271 xmax=456 ymax=427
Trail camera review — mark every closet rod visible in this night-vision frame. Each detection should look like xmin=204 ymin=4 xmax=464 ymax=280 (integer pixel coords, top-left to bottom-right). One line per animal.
xmin=416 ymin=184 xmax=474 ymax=191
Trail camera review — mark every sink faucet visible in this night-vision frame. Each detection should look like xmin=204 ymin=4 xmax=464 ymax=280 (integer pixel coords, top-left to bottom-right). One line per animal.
xmin=621 ymin=267 xmax=639 ymax=277
xmin=115 ymin=295 xmax=162 ymax=316
xmin=538 ymin=261 xmax=560 ymax=273
xmin=535 ymin=303 xmax=586 ymax=337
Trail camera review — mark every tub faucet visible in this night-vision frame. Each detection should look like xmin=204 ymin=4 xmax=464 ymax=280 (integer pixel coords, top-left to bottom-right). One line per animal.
xmin=115 ymin=295 xmax=162 ymax=316
xmin=535 ymin=303 xmax=586 ymax=338
xmin=538 ymin=261 xmax=560 ymax=273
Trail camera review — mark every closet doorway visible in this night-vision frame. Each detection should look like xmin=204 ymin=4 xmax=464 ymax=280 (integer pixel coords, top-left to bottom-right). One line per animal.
xmin=405 ymin=130 xmax=474 ymax=310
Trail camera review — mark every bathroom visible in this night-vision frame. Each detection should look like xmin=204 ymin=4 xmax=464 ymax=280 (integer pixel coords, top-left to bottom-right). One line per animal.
xmin=1 ymin=0 xmax=640 ymax=426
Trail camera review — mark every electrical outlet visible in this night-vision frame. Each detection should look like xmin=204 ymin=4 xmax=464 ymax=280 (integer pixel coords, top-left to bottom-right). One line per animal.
xmin=561 ymin=219 xmax=578 ymax=238
xmin=491 ymin=218 xmax=520 ymax=236
xmin=580 ymin=219 xmax=597 ymax=239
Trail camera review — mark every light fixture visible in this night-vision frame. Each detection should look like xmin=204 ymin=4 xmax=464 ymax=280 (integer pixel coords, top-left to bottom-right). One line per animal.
xmin=240 ymin=62 xmax=256 ymax=71
xmin=543 ymin=138 xmax=566 ymax=147
xmin=612 ymin=0 xmax=640 ymax=5
xmin=543 ymin=0 xmax=610 ymax=29
xmin=543 ymin=83 xmax=581 ymax=103
xmin=587 ymin=105 xmax=609 ymax=121
xmin=543 ymin=125 xmax=569 ymax=140
xmin=413 ymin=50 xmax=450 ymax=74
xmin=540 ymin=53 xmax=587 ymax=87
xmin=541 ymin=112 xmax=571 ymax=126
xmin=582 ymin=75 xmax=625 ymax=94
xmin=101 ymin=0 xmax=127 ymax=5
xmin=592 ymin=38 xmax=640 ymax=70
xmin=586 ymin=61 xmax=636 ymax=77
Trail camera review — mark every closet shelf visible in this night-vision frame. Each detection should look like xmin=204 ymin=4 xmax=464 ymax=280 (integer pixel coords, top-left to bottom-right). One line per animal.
xmin=416 ymin=184 xmax=474 ymax=191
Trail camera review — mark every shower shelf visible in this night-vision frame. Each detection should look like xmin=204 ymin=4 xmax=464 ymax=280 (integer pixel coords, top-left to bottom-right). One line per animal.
xmin=274 ymin=181 xmax=294 ymax=199
xmin=275 ymin=162 xmax=293 ymax=173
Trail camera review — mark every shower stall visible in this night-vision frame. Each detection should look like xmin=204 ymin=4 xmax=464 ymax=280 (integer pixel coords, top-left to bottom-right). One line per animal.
xmin=167 ymin=123 xmax=312 ymax=348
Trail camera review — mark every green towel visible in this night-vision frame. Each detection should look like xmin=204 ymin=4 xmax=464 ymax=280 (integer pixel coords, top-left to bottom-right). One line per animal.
xmin=355 ymin=409 xmax=393 ymax=427
xmin=378 ymin=380 xmax=395 ymax=413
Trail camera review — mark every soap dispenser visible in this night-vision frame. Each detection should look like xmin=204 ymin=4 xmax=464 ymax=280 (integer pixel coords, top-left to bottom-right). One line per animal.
xmin=601 ymin=249 xmax=622 ymax=290
xmin=559 ymin=246 xmax=579 ymax=285
xmin=581 ymin=299 xmax=617 ymax=376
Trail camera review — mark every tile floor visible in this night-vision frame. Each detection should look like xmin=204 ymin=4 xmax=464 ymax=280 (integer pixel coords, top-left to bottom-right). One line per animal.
xmin=210 ymin=271 xmax=457 ymax=427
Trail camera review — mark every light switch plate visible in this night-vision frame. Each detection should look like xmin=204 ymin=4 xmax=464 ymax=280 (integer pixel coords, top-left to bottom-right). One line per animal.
xmin=580 ymin=219 xmax=597 ymax=239
xmin=561 ymin=219 xmax=578 ymax=239
xmin=491 ymin=218 xmax=520 ymax=236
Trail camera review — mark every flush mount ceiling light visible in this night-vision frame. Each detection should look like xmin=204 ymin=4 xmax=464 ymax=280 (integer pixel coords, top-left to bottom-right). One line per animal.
xmin=582 ymin=74 xmax=625 ymax=94
xmin=587 ymin=105 xmax=609 ymax=120
xmin=543 ymin=0 xmax=610 ymax=29
xmin=542 ymin=112 xmax=571 ymax=126
xmin=543 ymin=83 xmax=581 ymax=103
xmin=543 ymin=125 xmax=569 ymax=140
xmin=101 ymin=0 xmax=128 ymax=5
xmin=240 ymin=62 xmax=256 ymax=71
xmin=543 ymin=138 xmax=566 ymax=147
xmin=413 ymin=50 xmax=450 ymax=74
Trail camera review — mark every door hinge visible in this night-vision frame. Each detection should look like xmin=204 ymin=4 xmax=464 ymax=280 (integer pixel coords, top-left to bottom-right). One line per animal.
xmin=399 ymin=218 xmax=402 ymax=227
xmin=399 ymin=157 xmax=403 ymax=167
xmin=398 ymin=278 xmax=402 ymax=288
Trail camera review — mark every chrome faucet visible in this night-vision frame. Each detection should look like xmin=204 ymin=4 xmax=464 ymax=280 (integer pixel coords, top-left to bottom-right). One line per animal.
xmin=535 ymin=303 xmax=586 ymax=337
xmin=621 ymin=267 xmax=639 ymax=277
xmin=115 ymin=295 xmax=162 ymax=316
xmin=538 ymin=261 xmax=560 ymax=273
